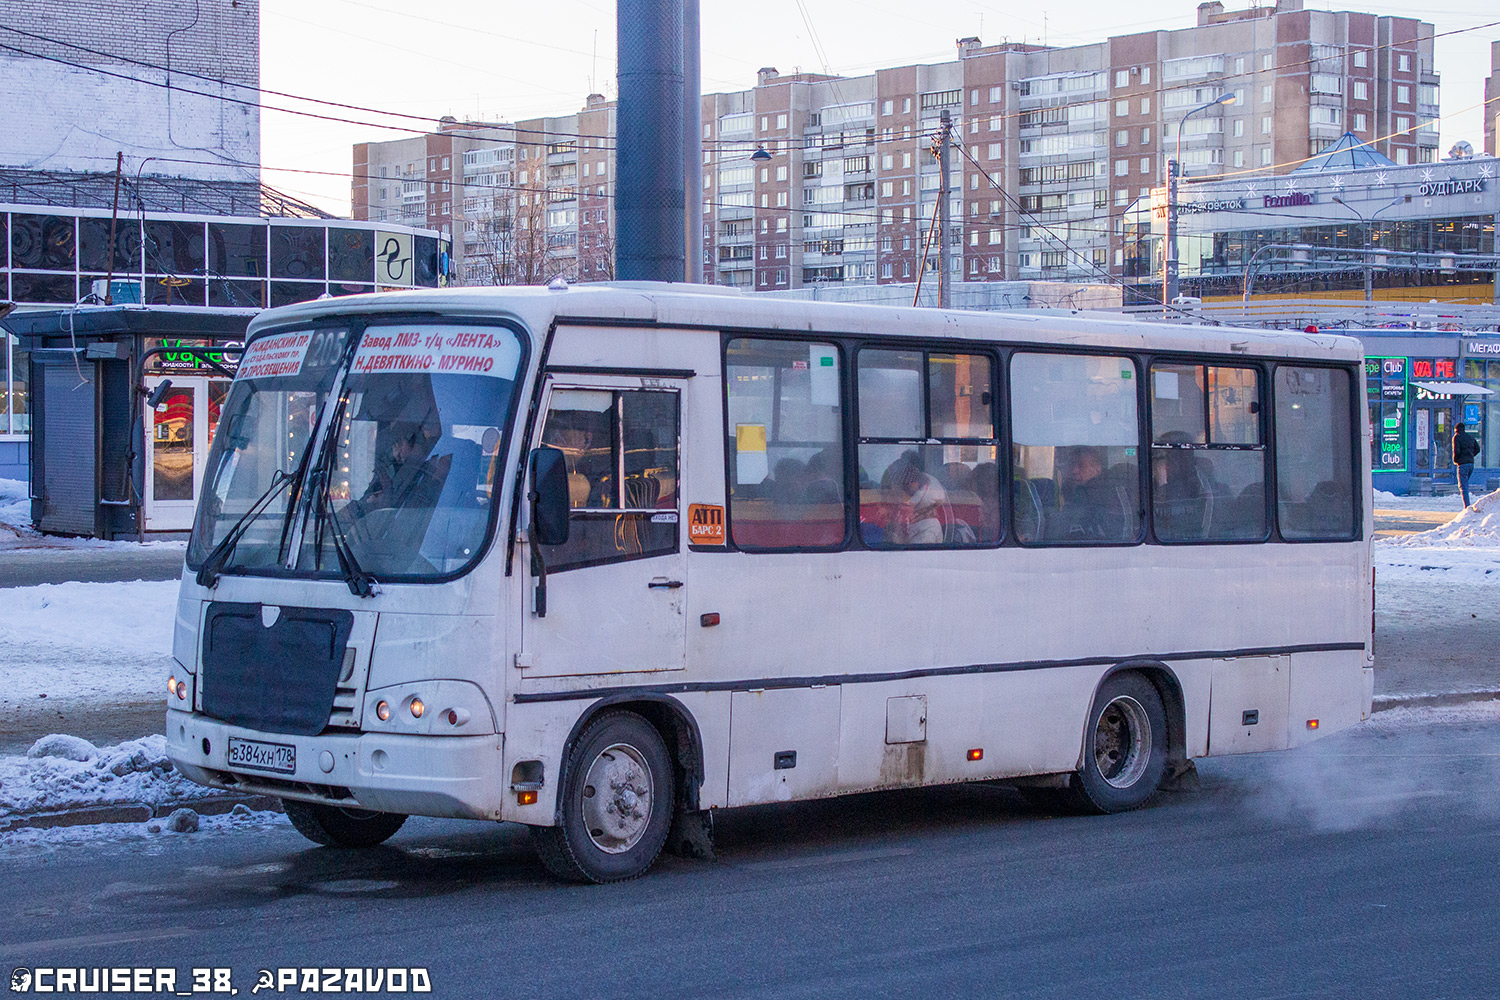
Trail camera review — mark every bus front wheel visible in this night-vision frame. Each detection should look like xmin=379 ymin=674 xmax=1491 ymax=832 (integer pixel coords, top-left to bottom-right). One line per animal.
xmin=531 ymin=711 xmax=675 ymax=883
xmin=1069 ymin=672 xmax=1168 ymax=814
xmin=282 ymin=799 xmax=408 ymax=847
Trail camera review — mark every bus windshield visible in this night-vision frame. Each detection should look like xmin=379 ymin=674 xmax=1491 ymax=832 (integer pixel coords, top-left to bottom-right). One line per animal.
xmin=187 ymin=321 xmax=525 ymax=582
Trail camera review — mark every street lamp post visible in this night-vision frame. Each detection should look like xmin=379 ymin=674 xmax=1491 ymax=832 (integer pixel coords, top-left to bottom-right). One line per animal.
xmin=1164 ymin=92 xmax=1236 ymax=311
xmin=1331 ymin=195 xmax=1403 ymax=302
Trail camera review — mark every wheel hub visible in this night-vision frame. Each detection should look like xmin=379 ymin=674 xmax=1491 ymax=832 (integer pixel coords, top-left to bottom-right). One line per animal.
xmin=580 ymin=743 xmax=653 ymax=854
xmin=1094 ymin=695 xmax=1151 ymax=789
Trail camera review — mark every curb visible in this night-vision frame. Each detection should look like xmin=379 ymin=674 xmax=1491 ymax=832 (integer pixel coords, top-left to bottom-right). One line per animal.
xmin=0 ymin=793 xmax=283 ymax=833
xmin=1372 ymin=689 xmax=1500 ymax=712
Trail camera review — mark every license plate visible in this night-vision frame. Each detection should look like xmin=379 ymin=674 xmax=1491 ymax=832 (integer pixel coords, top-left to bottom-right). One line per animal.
xmin=227 ymin=737 xmax=296 ymax=775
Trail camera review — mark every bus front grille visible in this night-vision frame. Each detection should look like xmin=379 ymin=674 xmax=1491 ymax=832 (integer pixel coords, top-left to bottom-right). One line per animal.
xmin=201 ymin=602 xmax=355 ymax=737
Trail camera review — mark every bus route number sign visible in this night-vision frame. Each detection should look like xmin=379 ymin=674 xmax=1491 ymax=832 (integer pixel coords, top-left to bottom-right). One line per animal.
xmin=688 ymin=504 xmax=725 ymax=545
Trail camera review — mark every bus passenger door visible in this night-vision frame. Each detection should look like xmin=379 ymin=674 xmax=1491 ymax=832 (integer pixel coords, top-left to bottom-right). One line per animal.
xmin=521 ymin=379 xmax=687 ymax=677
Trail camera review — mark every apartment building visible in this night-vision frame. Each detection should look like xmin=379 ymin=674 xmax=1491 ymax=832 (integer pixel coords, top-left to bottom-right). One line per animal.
xmin=352 ymin=0 xmax=1439 ymax=292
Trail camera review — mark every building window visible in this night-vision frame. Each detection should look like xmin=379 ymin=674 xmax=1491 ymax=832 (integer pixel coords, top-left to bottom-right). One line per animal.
xmin=1261 ymin=53 xmax=1273 ymax=70
xmin=1116 ymin=100 xmax=1129 ymax=117
xmin=1396 ymin=116 xmax=1411 ymax=134
xmin=1233 ymin=150 xmax=1244 ymax=167
xmin=1354 ymin=113 xmax=1367 ymax=132
xmin=1233 ymin=120 xmax=1244 ymax=138
xmin=1115 ymin=189 xmax=1128 ymax=206
xmin=1261 ymin=84 xmax=1272 ymax=104
xmin=1140 ymin=157 xmax=1151 ymax=174
xmin=1398 ymin=54 xmax=1410 ymax=72
xmin=1396 ymin=148 xmax=1410 ymax=165
xmin=1260 ymin=148 xmax=1272 ymax=165
xmin=1115 ymin=70 xmax=1130 ymax=88
xmin=777 ymin=114 xmax=788 ymax=129
xmin=989 ymin=86 xmax=1004 ymax=102
xmin=1141 ymin=127 xmax=1151 ymax=144
xmin=1352 ymin=81 xmax=1368 ymax=101
xmin=1353 ymin=49 xmax=1367 ymax=68
xmin=1261 ymin=116 xmax=1272 ymax=135
xmin=1396 ymin=85 xmax=1410 ymax=105
xmin=1116 ymin=129 xmax=1129 ymax=147
xmin=1139 ymin=97 xmax=1151 ymax=114
xmin=903 ymin=98 xmax=912 ymax=113
xmin=1234 ymin=57 xmax=1245 ymax=75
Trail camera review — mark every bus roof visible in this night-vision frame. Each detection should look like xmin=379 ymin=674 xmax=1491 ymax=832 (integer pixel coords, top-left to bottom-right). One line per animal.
xmin=247 ymin=283 xmax=1364 ymax=363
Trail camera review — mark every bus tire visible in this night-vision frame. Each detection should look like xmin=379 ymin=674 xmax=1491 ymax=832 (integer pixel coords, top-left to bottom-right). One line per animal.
xmin=282 ymin=799 xmax=407 ymax=847
xmin=531 ymin=711 xmax=674 ymax=884
xmin=1069 ymin=672 xmax=1168 ymax=814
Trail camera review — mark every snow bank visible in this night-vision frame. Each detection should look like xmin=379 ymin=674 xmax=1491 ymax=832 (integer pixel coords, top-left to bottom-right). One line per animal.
xmin=1387 ymin=490 xmax=1500 ymax=549
xmin=0 ymin=476 xmax=29 ymax=532
xmin=0 ymin=735 xmax=217 ymax=821
xmin=1370 ymin=487 xmax=1477 ymax=511
xmin=1 ymin=475 xmax=188 ymax=551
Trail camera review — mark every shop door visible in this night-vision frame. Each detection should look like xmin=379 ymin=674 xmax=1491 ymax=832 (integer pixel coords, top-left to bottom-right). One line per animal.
xmin=1432 ymin=408 xmax=1454 ymax=478
xmin=144 ymin=376 xmax=226 ymax=531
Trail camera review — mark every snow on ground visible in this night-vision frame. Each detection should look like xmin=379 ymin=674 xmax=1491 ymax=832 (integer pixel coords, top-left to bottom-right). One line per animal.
xmin=1371 ymin=487 xmax=1480 ymax=512
xmin=1385 ymin=489 xmax=1500 ymax=549
xmin=0 ymin=579 xmax=178 ymax=707
xmin=0 ymin=734 xmax=217 ymax=820
xmin=0 ymin=806 xmax=288 ymax=855
xmin=0 ymin=477 xmax=187 ymax=552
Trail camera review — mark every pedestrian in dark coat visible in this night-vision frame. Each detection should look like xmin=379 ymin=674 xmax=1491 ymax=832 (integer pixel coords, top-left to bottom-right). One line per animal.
xmin=1452 ymin=423 xmax=1481 ymax=507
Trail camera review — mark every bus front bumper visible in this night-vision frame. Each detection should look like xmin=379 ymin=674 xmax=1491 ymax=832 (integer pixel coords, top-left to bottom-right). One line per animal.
xmin=166 ymin=710 xmax=505 ymax=821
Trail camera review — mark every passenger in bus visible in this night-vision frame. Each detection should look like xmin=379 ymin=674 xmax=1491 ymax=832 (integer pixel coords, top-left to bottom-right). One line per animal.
xmin=801 ymin=449 xmax=843 ymax=504
xmin=882 ymin=450 xmax=947 ymax=545
xmin=1055 ymin=445 xmax=1125 ymax=541
xmin=350 ymin=417 xmax=450 ymax=519
xmin=1152 ymin=434 xmax=1214 ymax=540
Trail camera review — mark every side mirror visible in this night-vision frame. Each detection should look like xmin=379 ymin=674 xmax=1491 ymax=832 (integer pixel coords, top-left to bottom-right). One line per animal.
xmin=144 ymin=379 xmax=173 ymax=409
xmin=529 ymin=446 xmax=571 ymax=546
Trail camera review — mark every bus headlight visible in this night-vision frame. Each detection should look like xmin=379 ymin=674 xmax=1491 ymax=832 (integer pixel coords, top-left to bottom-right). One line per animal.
xmin=166 ymin=662 xmax=193 ymax=709
xmin=363 ymin=680 xmax=496 ymax=735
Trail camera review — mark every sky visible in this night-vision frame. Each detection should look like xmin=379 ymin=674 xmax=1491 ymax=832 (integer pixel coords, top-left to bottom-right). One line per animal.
xmin=259 ymin=0 xmax=1500 ymax=215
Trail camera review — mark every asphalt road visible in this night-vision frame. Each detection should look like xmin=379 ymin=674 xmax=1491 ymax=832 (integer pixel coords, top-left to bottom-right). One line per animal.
xmin=2 ymin=707 xmax=1496 ymax=1000
xmin=0 ymin=546 xmax=185 ymax=588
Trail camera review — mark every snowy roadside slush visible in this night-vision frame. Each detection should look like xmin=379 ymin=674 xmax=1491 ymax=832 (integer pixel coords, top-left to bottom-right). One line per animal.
xmin=0 ymin=733 xmax=286 ymax=849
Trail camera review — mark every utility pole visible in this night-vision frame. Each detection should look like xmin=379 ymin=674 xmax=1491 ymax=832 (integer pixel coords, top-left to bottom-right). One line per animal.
xmin=616 ymin=0 xmax=686 ymax=283
xmin=936 ymin=110 xmax=953 ymax=309
xmin=1162 ymin=157 xmax=1179 ymax=314
xmin=105 ymin=151 xmax=123 ymax=305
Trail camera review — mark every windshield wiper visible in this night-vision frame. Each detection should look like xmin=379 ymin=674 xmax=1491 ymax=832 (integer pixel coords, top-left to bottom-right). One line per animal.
xmin=195 ymin=469 xmax=293 ymax=588
xmin=314 ymin=479 xmax=379 ymax=598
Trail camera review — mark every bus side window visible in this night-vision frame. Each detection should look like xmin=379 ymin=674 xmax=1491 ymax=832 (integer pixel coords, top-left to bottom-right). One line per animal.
xmin=1010 ymin=352 xmax=1142 ymax=545
xmin=1274 ymin=366 xmax=1356 ymax=540
xmin=856 ymin=348 xmax=999 ymax=547
xmin=1149 ymin=363 xmax=1267 ymax=543
xmin=539 ymin=388 xmax=680 ymax=571
xmin=725 ymin=338 xmax=846 ymax=549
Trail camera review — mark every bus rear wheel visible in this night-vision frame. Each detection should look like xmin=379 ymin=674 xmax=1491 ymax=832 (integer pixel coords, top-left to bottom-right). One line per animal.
xmin=283 ymin=799 xmax=407 ymax=848
xmin=1067 ymin=672 xmax=1168 ymax=814
xmin=531 ymin=711 xmax=674 ymax=884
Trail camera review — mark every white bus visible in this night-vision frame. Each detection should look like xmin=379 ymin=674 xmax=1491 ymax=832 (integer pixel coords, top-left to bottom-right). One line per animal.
xmin=166 ymin=285 xmax=1373 ymax=882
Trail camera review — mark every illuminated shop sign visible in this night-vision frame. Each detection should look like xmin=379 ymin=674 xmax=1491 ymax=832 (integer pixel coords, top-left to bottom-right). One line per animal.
xmin=1418 ymin=178 xmax=1486 ymax=197
xmin=1263 ymin=193 xmax=1316 ymax=208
